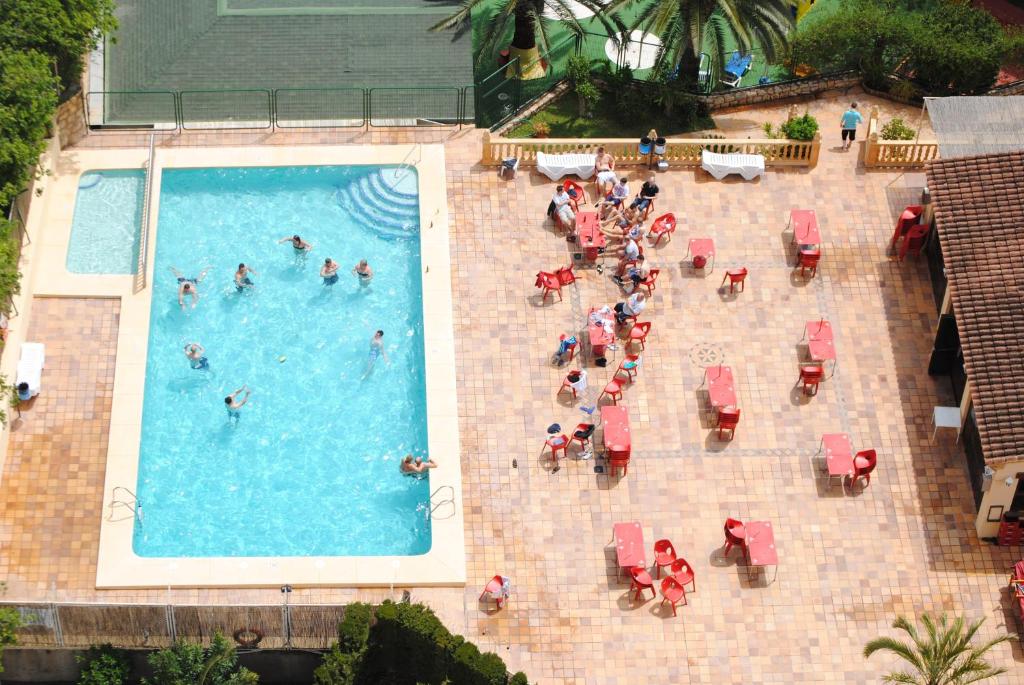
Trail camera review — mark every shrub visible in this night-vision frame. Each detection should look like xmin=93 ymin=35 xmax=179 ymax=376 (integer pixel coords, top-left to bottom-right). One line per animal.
xmin=509 ymin=673 xmax=529 ymax=685
xmin=0 ymin=606 xmax=19 ymax=673
xmin=908 ymin=0 xmax=1004 ymax=94
xmin=888 ymin=79 xmax=923 ymax=101
xmin=0 ymin=50 xmax=58 ymax=210
xmin=338 ymin=602 xmax=372 ymax=654
xmin=530 ymin=120 xmax=551 ymax=138
xmin=76 ymin=644 xmax=129 ymax=685
xmin=881 ymin=118 xmax=916 ymax=140
xmin=143 ymin=632 xmax=258 ymax=685
xmin=780 ymin=113 xmax=819 ymax=141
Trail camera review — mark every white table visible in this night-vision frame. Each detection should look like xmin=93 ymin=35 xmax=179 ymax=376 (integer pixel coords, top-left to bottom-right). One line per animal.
xmin=932 ymin=406 xmax=961 ymax=443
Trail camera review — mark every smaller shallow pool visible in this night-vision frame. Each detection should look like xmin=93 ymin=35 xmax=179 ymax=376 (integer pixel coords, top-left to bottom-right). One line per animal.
xmin=66 ymin=170 xmax=144 ymax=274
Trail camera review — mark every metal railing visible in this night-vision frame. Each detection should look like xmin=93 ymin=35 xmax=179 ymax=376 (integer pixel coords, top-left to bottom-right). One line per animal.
xmin=134 ymin=133 xmax=156 ymax=293
xmin=85 ymin=87 xmax=475 ymax=131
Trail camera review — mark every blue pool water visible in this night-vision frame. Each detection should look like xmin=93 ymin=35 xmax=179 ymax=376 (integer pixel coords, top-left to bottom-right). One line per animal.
xmin=67 ymin=170 xmax=144 ymax=274
xmin=134 ymin=165 xmax=431 ymax=557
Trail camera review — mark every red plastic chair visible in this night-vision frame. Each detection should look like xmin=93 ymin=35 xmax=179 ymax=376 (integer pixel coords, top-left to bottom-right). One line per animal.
xmin=723 ymin=518 xmax=747 ymax=560
xmin=563 ymin=179 xmax=588 ymax=211
xmin=555 ymin=264 xmax=577 ymax=286
xmin=628 ymin=321 xmax=652 ymax=350
xmin=479 ymin=575 xmax=507 ymax=609
xmin=616 ymin=354 xmax=641 ymax=382
xmin=660 ymin=576 xmax=687 ymax=616
xmin=848 ymin=449 xmax=877 ymax=490
xmin=670 ymin=558 xmax=696 ymax=593
xmin=799 ymin=365 xmax=825 ymax=395
xmin=629 ymin=565 xmax=655 ymax=601
xmin=798 ymin=249 xmax=821 ymax=277
xmin=653 ymin=539 xmax=678 ymax=578
xmin=545 ymin=433 xmax=568 ymax=461
xmin=717 ymin=406 xmax=740 ymax=440
xmin=648 ymin=213 xmax=676 ymax=246
xmin=558 ymin=370 xmax=583 ymax=399
xmin=721 ymin=267 xmax=748 ymax=293
xmin=610 ymin=456 xmax=630 ymax=477
xmin=600 ymin=378 xmax=624 ymax=404
xmin=535 ymin=271 xmax=562 ymax=302
xmin=557 ymin=333 xmax=578 ymax=361
xmin=890 ymin=204 xmax=923 ymax=247
xmin=569 ymin=422 xmax=593 ymax=451
xmin=638 ymin=268 xmax=660 ymax=295
xmin=898 ymin=224 xmax=929 ymax=262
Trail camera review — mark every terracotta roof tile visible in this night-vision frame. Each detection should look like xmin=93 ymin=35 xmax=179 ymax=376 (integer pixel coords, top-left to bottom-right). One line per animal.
xmin=927 ymin=151 xmax=1024 ymax=466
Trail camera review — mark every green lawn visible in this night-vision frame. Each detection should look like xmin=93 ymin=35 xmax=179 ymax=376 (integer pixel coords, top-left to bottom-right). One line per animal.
xmin=506 ymin=90 xmax=714 ymax=138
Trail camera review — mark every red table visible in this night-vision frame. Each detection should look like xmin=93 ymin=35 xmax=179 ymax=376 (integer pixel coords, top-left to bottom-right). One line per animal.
xmin=686 ymin=238 xmax=715 ymax=271
xmin=704 ymin=365 xmax=737 ymax=409
xmin=613 ymin=521 xmax=645 ymax=578
xmin=746 ymin=520 xmax=778 ymax=581
xmin=587 ymin=306 xmax=615 ymax=359
xmin=602 ymin=405 xmax=631 ymax=476
xmin=789 ymin=209 xmax=820 ymax=247
xmin=821 ymin=433 xmax=853 ymax=488
xmin=576 ymin=211 xmax=604 ymax=262
xmin=804 ymin=319 xmax=837 ymax=377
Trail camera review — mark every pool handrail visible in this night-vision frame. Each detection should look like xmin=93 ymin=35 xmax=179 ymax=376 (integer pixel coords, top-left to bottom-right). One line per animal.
xmin=134 ymin=133 xmax=156 ymax=294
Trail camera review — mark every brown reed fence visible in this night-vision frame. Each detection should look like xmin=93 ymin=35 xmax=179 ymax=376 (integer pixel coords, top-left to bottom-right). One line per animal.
xmin=0 ymin=602 xmax=348 ymax=650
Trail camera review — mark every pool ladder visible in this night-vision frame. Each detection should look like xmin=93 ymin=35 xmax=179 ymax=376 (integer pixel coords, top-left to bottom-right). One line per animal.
xmin=109 ymin=486 xmax=143 ymax=525
xmin=420 ymin=485 xmax=455 ymax=521
xmin=387 ymin=143 xmax=421 ymax=191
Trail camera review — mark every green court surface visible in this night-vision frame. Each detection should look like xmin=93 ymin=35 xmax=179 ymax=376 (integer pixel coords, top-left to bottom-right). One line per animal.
xmin=102 ymin=0 xmax=473 ymax=123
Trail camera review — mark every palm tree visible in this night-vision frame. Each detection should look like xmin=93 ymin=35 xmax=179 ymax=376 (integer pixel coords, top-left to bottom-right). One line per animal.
xmin=606 ymin=0 xmax=793 ymax=86
xmin=430 ymin=0 xmax=624 ymax=78
xmin=863 ymin=614 xmax=1010 ymax=685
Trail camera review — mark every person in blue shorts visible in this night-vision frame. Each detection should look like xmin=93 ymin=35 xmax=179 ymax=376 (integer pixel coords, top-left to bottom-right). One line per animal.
xmin=234 ymin=263 xmax=257 ymax=291
xmin=225 ymin=385 xmax=250 ymax=422
xmin=320 ymin=258 xmax=340 ymax=285
xmin=362 ymin=330 xmax=389 ymax=378
xmin=840 ymin=102 xmax=864 ymax=151
xmin=184 ymin=342 xmax=209 ymax=370
xmin=170 ymin=266 xmax=210 ymax=310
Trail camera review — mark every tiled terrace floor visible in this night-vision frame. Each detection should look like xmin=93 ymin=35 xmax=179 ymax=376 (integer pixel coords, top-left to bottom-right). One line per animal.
xmin=3 ymin=90 xmax=1021 ymax=683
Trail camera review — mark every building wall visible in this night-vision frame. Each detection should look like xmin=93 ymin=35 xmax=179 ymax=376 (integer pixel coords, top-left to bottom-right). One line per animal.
xmin=976 ymin=461 xmax=1023 ymax=539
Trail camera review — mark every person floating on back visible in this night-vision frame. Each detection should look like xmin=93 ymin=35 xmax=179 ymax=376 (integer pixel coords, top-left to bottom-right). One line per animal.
xmin=184 ymin=342 xmax=208 ymax=370
xmin=320 ymin=258 xmax=340 ymax=285
xmin=170 ymin=266 xmax=210 ymax=310
xmin=224 ymin=385 xmax=250 ymax=422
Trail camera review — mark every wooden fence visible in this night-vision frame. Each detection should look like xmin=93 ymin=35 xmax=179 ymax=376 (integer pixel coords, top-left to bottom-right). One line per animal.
xmin=482 ymin=131 xmax=822 ymax=169
xmin=863 ymin=107 xmax=940 ymax=168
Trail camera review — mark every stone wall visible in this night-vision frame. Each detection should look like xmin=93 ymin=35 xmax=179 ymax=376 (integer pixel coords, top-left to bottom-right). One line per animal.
xmin=699 ymin=71 xmax=861 ymax=111
xmin=54 ymin=92 xmax=87 ymax=148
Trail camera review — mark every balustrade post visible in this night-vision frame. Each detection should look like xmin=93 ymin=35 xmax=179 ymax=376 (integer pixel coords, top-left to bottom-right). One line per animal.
xmin=482 ymin=130 xmax=492 ymax=165
xmin=808 ymin=132 xmax=821 ymax=168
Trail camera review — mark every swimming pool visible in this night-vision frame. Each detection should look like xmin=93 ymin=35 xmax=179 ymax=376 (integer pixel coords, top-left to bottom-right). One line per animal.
xmin=134 ymin=165 xmax=430 ymax=557
xmin=66 ymin=170 xmax=144 ymax=274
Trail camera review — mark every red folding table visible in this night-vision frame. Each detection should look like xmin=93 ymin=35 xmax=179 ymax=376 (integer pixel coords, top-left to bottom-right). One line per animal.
xmin=804 ymin=319 xmax=837 ymax=378
xmin=576 ymin=212 xmax=605 ymax=263
xmin=746 ymin=520 xmax=778 ymax=582
xmin=789 ymin=209 xmax=821 ymax=247
xmin=686 ymin=238 xmax=715 ymax=271
xmin=612 ymin=521 xmax=645 ymax=578
xmin=703 ymin=365 xmax=737 ymax=410
xmin=587 ymin=306 xmax=615 ymax=359
xmin=821 ymin=433 xmax=853 ymax=490
xmin=602 ymin=405 xmax=631 ymax=476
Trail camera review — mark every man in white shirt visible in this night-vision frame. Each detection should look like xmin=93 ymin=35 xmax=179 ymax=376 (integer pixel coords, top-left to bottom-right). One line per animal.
xmin=551 ymin=184 xmax=576 ymax=228
xmin=614 ymin=291 xmax=646 ymax=325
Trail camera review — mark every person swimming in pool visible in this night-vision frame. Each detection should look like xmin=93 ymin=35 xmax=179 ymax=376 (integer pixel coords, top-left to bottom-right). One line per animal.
xmin=400 ymin=454 xmax=437 ymax=475
xmin=320 ymin=258 xmax=340 ymax=285
xmin=234 ymin=263 xmax=257 ymax=291
xmin=184 ymin=342 xmax=208 ymax=370
xmin=170 ymin=266 xmax=210 ymax=310
xmin=351 ymin=259 xmax=373 ymax=284
xmin=362 ymin=330 xmax=389 ymax=378
xmin=224 ymin=385 xmax=250 ymax=422
xmin=278 ymin=234 xmax=313 ymax=252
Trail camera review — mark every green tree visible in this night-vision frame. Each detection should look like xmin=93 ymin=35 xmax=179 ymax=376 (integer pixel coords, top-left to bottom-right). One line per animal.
xmin=0 ymin=605 xmax=20 ymax=673
xmin=863 ymin=614 xmax=1010 ymax=685
xmin=0 ymin=0 xmax=117 ymax=91
xmin=142 ymin=632 xmax=258 ymax=685
xmin=76 ymin=644 xmax=130 ymax=685
xmin=430 ymin=0 xmax=623 ymax=74
xmin=606 ymin=0 xmax=793 ymax=86
xmin=0 ymin=50 xmax=58 ymax=209
xmin=909 ymin=0 xmax=1003 ymax=95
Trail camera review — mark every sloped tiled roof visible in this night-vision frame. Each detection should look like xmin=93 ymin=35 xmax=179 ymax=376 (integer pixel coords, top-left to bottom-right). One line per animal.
xmin=927 ymin=151 xmax=1024 ymax=465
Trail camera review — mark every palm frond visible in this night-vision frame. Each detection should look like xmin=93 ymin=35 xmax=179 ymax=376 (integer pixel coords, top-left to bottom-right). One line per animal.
xmin=428 ymin=0 xmax=485 ymax=32
xmin=880 ymin=672 xmax=923 ymax=685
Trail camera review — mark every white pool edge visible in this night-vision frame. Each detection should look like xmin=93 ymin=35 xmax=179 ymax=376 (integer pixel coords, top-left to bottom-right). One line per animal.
xmin=29 ymin=144 xmax=465 ymax=588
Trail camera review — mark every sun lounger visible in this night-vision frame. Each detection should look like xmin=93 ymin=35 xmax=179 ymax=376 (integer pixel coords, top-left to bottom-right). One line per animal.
xmin=721 ymin=52 xmax=753 ymax=87
xmin=536 ymin=152 xmax=596 ymax=181
xmin=701 ymin=150 xmax=765 ymax=181
xmin=16 ymin=342 xmax=45 ymax=398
